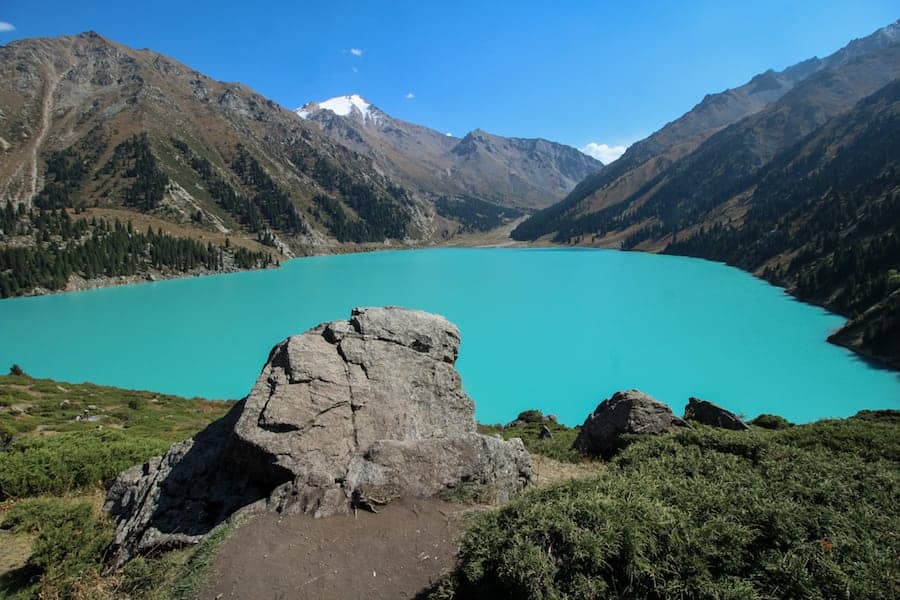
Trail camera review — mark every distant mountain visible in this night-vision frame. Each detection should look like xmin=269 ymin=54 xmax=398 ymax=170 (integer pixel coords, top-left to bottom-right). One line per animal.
xmin=511 ymin=19 xmax=900 ymax=367
xmin=513 ymin=19 xmax=900 ymax=241
xmin=0 ymin=32 xmax=434 ymax=256
xmin=295 ymin=95 xmax=603 ymax=212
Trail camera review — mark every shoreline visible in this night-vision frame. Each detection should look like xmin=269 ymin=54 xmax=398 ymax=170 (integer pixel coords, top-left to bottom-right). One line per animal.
xmin=2 ymin=226 xmax=896 ymax=374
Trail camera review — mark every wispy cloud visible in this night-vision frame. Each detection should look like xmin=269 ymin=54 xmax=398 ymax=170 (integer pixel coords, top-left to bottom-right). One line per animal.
xmin=404 ymin=92 xmax=415 ymax=99
xmin=0 ymin=22 xmax=15 ymax=32
xmin=349 ymin=48 xmax=363 ymax=57
xmin=579 ymin=142 xmax=628 ymax=164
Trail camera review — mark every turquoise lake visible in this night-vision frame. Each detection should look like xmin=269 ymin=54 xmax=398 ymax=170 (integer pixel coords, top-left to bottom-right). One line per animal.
xmin=0 ymin=247 xmax=897 ymax=425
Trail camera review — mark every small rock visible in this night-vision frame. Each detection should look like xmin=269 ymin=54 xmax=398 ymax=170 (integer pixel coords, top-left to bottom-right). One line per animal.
xmin=538 ymin=425 xmax=553 ymax=439
xmin=573 ymin=390 xmax=690 ymax=457
xmin=684 ymin=397 xmax=749 ymax=430
xmin=546 ymin=414 xmax=558 ymax=424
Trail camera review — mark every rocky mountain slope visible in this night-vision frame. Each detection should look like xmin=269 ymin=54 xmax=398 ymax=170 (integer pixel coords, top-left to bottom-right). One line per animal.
xmin=0 ymin=32 xmax=433 ymax=256
xmin=296 ymin=95 xmax=603 ymax=213
xmin=512 ymin=20 xmax=900 ymax=367
xmin=513 ymin=19 xmax=900 ymax=241
xmin=666 ymin=78 xmax=900 ymax=367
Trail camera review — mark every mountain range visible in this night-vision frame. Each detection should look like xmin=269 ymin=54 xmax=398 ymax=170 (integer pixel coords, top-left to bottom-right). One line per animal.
xmin=512 ymin=19 xmax=900 ymax=367
xmin=0 ymin=33 xmax=599 ymax=261
xmin=295 ymin=94 xmax=602 ymax=214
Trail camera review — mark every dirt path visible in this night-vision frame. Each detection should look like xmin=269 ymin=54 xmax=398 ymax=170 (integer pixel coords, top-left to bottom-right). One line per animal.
xmin=201 ymin=498 xmax=466 ymax=600
xmin=23 ymin=68 xmax=61 ymax=207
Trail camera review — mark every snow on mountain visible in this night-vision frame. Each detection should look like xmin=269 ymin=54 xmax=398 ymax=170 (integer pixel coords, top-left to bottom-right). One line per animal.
xmin=295 ymin=94 xmax=376 ymax=122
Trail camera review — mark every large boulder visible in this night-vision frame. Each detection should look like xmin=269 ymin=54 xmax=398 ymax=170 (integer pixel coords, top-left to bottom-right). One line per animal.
xmin=104 ymin=307 xmax=532 ymax=566
xmin=573 ymin=390 xmax=690 ymax=457
xmin=684 ymin=397 xmax=749 ymax=430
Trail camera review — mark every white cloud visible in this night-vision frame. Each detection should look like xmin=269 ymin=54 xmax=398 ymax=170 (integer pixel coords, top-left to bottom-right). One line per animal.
xmin=0 ymin=22 xmax=15 ymax=32
xmin=349 ymin=48 xmax=363 ymax=57
xmin=579 ymin=142 xmax=628 ymax=164
xmin=445 ymin=132 xmax=454 ymax=137
xmin=404 ymin=92 xmax=415 ymax=99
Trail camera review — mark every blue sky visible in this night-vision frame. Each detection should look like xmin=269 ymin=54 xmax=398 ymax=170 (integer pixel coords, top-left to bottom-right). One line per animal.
xmin=1 ymin=1 xmax=896 ymax=161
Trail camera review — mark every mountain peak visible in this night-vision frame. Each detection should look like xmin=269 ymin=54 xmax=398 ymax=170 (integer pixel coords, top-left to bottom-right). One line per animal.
xmin=295 ymin=94 xmax=378 ymax=122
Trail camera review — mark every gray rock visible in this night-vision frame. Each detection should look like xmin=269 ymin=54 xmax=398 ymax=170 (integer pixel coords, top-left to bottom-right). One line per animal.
xmin=684 ymin=397 xmax=749 ymax=430
xmin=573 ymin=390 xmax=690 ymax=457
xmin=104 ymin=307 xmax=532 ymax=566
xmin=538 ymin=425 xmax=553 ymax=439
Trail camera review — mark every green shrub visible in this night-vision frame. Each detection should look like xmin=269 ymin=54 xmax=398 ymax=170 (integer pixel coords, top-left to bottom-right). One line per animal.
xmin=515 ymin=409 xmax=545 ymax=423
xmin=8 ymin=364 xmax=25 ymax=377
xmin=1 ymin=497 xmax=80 ymax=533
xmin=434 ymin=418 xmax=900 ymax=599
xmin=2 ymin=499 xmax=112 ymax=598
xmin=0 ymin=429 xmax=168 ymax=498
xmin=0 ymin=421 xmax=12 ymax=448
xmin=749 ymin=413 xmax=793 ymax=429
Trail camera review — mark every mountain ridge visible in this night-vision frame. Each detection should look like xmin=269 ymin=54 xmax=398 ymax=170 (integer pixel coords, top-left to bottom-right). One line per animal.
xmin=513 ymin=19 xmax=900 ymax=240
xmin=295 ymin=94 xmax=603 ymax=212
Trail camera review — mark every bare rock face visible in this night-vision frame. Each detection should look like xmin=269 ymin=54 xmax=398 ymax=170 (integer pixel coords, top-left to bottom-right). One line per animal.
xmin=104 ymin=307 xmax=532 ymax=566
xmin=572 ymin=390 xmax=690 ymax=457
xmin=684 ymin=397 xmax=749 ymax=430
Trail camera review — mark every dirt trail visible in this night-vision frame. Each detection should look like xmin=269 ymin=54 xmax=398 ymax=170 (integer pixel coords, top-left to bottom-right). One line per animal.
xmin=23 ymin=67 xmax=61 ymax=207
xmin=201 ymin=498 xmax=466 ymax=600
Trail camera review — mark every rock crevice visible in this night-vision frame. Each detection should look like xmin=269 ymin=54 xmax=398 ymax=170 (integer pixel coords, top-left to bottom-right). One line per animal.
xmin=105 ymin=307 xmax=531 ymax=566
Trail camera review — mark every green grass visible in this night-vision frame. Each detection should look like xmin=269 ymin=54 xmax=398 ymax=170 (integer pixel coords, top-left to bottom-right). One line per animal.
xmin=0 ymin=374 xmax=230 ymax=499
xmin=431 ymin=413 xmax=900 ymax=599
xmin=0 ymin=374 xmax=231 ymax=598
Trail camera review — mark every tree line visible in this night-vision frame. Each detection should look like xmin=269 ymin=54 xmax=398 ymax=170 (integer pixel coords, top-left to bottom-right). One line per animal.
xmin=0 ymin=207 xmax=272 ymax=298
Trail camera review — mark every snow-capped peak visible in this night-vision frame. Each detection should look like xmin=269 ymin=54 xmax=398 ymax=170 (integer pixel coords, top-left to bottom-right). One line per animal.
xmin=295 ymin=94 xmax=378 ymax=123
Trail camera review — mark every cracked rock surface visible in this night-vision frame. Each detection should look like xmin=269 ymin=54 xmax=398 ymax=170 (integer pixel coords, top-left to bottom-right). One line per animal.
xmin=104 ymin=307 xmax=532 ymax=566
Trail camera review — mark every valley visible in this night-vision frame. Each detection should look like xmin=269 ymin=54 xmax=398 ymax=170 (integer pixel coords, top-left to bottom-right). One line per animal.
xmin=1 ymin=10 xmax=899 ymax=600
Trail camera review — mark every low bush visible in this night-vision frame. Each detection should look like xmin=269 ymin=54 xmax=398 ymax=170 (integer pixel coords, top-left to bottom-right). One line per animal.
xmin=749 ymin=413 xmax=793 ymax=429
xmin=1 ymin=498 xmax=112 ymax=598
xmin=0 ymin=430 xmax=169 ymax=498
xmin=434 ymin=413 xmax=900 ymax=599
xmin=514 ymin=409 xmax=545 ymax=424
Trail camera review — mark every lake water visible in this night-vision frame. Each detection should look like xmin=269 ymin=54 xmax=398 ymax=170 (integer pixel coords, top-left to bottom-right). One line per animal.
xmin=0 ymin=248 xmax=897 ymax=425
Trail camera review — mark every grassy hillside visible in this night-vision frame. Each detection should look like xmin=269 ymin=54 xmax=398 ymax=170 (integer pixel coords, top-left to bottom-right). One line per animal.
xmin=0 ymin=372 xmax=230 ymax=599
xmin=429 ymin=411 xmax=900 ymax=599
